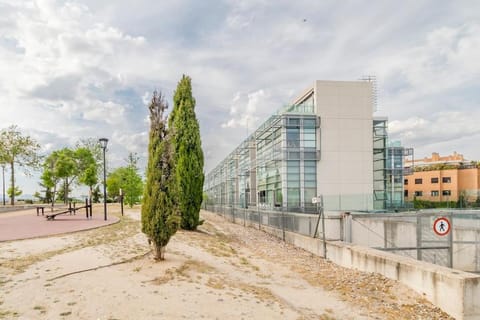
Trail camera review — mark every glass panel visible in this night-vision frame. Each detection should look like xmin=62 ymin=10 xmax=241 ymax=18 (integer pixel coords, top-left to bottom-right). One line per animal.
xmin=304 ymin=152 xmax=317 ymax=159
xmin=287 ymin=166 xmax=300 ymax=174
xmin=304 ymin=133 xmax=315 ymax=140
xmin=304 ymin=160 xmax=316 ymax=167
xmin=287 ymin=173 xmax=299 ymax=181
xmin=304 ymin=180 xmax=316 ymax=187
xmin=288 ymin=152 xmax=300 ymax=159
xmin=288 ymin=118 xmax=300 ymax=126
xmin=288 ymin=180 xmax=300 ymax=187
xmin=304 ymin=188 xmax=316 ymax=203
xmin=304 ymin=140 xmax=316 ymax=148
xmin=287 ymin=160 xmax=300 ymax=167
xmin=303 ymin=119 xmax=316 ymax=128
xmin=287 ymin=188 xmax=300 ymax=206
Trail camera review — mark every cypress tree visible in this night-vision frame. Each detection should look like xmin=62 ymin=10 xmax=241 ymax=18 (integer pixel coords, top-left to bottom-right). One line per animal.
xmin=169 ymin=75 xmax=205 ymax=230
xmin=141 ymin=91 xmax=180 ymax=260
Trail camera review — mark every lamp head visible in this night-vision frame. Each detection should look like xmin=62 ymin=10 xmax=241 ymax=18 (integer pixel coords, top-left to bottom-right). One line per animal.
xmin=99 ymin=138 xmax=109 ymax=149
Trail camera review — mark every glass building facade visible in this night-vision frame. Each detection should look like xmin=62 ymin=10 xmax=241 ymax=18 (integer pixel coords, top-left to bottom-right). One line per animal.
xmin=204 ymin=80 xmax=412 ymax=213
xmin=204 ymin=92 xmax=320 ymax=213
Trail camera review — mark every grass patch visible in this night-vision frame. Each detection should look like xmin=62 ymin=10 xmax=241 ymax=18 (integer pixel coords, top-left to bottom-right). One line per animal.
xmin=59 ymin=311 xmax=72 ymax=316
xmin=153 ymin=260 xmax=215 ymax=285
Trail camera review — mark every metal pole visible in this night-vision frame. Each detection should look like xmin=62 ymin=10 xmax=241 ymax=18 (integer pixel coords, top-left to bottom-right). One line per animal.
xmin=120 ymin=189 xmax=124 ymax=216
xmin=448 ymin=211 xmax=453 ymax=268
xmin=103 ymin=146 xmax=107 ymax=221
xmin=2 ymin=165 xmax=5 ymax=206
xmin=321 ymin=195 xmax=327 ymax=259
xmin=416 ymin=213 xmax=422 ymax=261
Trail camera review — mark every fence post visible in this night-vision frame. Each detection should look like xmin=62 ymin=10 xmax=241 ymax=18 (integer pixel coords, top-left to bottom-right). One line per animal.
xmin=244 ymin=206 xmax=246 ymax=227
xmin=320 ymin=196 xmax=327 ymax=258
xmin=416 ymin=213 xmax=422 ymax=261
xmin=281 ymin=206 xmax=285 ymax=242
xmin=448 ymin=211 xmax=453 ymax=268
xmin=258 ymin=205 xmax=261 ymax=230
xmin=85 ymin=198 xmax=88 ymax=218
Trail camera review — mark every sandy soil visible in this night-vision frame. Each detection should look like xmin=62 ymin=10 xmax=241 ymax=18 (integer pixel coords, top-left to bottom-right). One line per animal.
xmin=0 ymin=207 xmax=453 ymax=320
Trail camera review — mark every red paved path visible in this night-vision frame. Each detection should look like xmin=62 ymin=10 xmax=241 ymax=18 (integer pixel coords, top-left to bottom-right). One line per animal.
xmin=0 ymin=208 xmax=119 ymax=242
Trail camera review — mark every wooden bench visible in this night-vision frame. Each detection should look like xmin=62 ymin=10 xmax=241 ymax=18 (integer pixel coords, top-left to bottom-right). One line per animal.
xmin=36 ymin=206 xmax=46 ymax=216
xmin=45 ymin=209 xmax=72 ymax=221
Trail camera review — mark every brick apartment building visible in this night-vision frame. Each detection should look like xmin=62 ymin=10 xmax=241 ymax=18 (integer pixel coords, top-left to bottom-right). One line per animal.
xmin=404 ymin=152 xmax=480 ymax=203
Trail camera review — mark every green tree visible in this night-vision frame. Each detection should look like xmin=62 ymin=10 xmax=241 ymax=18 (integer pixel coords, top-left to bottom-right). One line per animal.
xmin=41 ymin=147 xmax=97 ymax=206
xmin=169 ymin=75 xmax=205 ymax=230
xmin=7 ymin=185 xmax=22 ymax=199
xmin=75 ymin=138 xmax=102 ymax=193
xmin=0 ymin=125 xmax=41 ymax=205
xmin=107 ymin=155 xmax=143 ymax=207
xmin=92 ymin=185 xmax=101 ymax=203
xmin=141 ymin=91 xmax=180 ymax=260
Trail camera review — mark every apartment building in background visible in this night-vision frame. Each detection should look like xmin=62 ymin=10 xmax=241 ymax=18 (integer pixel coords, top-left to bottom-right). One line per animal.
xmin=404 ymin=152 xmax=480 ymax=203
xmin=204 ymin=80 xmax=411 ymax=212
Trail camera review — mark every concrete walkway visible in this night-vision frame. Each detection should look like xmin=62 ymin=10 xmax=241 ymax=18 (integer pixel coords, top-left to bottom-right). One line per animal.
xmin=0 ymin=207 xmax=119 ymax=242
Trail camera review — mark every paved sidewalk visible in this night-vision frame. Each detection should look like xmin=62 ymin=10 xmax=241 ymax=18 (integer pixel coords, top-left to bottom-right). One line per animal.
xmin=0 ymin=208 xmax=119 ymax=242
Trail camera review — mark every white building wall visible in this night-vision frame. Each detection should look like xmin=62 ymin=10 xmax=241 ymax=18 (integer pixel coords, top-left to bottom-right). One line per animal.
xmin=312 ymin=80 xmax=374 ymax=211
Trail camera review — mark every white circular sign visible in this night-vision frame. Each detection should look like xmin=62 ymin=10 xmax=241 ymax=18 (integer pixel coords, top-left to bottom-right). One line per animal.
xmin=433 ymin=217 xmax=451 ymax=236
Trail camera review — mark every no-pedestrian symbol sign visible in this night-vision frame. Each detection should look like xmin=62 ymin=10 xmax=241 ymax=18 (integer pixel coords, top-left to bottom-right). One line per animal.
xmin=433 ymin=217 xmax=451 ymax=236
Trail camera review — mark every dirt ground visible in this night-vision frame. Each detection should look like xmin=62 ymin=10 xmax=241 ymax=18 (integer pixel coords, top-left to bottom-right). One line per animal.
xmin=0 ymin=207 xmax=453 ymax=320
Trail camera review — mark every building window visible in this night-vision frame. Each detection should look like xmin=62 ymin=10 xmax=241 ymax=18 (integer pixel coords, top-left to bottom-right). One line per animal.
xmin=404 ymin=179 xmax=408 ymax=185
xmin=442 ymin=177 xmax=451 ymax=183
xmin=414 ymin=191 xmax=423 ymax=197
xmin=442 ymin=190 xmax=451 ymax=196
xmin=431 ymin=190 xmax=439 ymax=197
xmin=404 ymin=190 xmax=408 ymax=197
xmin=431 ymin=177 xmax=439 ymax=183
xmin=415 ymin=178 xmax=422 ymax=184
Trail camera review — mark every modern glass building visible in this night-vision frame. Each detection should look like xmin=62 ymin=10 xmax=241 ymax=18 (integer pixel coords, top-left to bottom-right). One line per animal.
xmin=204 ymin=80 xmax=410 ymax=213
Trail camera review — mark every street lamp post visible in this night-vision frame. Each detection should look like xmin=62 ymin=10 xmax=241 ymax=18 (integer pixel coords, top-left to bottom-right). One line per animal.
xmin=99 ymin=138 xmax=109 ymax=221
xmin=1 ymin=164 xmax=5 ymax=206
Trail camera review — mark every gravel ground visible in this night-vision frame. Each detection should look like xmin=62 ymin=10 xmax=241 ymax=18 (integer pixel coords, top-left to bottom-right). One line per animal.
xmin=200 ymin=210 xmax=454 ymax=320
xmin=0 ymin=207 xmax=454 ymax=319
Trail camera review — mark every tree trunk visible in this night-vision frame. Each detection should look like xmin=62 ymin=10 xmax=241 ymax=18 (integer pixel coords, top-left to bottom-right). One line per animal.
xmin=153 ymin=242 xmax=165 ymax=260
xmin=64 ymin=178 xmax=68 ymax=205
xmin=51 ymin=184 xmax=57 ymax=211
xmin=9 ymin=160 xmax=14 ymax=206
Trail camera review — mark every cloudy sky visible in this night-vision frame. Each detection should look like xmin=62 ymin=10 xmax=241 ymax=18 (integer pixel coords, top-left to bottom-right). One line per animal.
xmin=1 ymin=0 xmax=479 ymax=195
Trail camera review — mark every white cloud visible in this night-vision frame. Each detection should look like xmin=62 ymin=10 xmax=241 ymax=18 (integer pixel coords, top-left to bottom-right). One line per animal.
xmin=221 ymin=89 xmax=270 ymax=130
xmin=1 ymin=0 xmax=480 ymax=192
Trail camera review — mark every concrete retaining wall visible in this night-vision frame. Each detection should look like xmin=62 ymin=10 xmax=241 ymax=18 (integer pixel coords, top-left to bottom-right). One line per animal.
xmin=244 ymin=220 xmax=480 ymax=320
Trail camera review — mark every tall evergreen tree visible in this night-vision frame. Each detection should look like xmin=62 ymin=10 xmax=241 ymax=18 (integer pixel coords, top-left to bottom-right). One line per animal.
xmin=169 ymin=75 xmax=205 ymax=230
xmin=141 ymin=91 xmax=180 ymax=260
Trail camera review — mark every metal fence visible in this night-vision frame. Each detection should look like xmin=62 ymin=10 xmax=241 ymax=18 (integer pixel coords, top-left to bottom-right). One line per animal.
xmin=204 ymin=204 xmax=343 ymax=242
xmin=350 ymin=210 xmax=480 ymax=273
xmin=205 ymin=204 xmax=480 ymax=274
